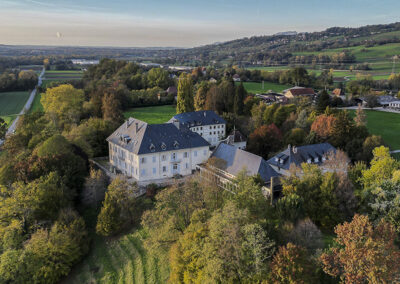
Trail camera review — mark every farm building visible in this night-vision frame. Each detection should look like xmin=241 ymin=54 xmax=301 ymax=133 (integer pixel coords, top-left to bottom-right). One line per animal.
xmin=389 ymin=100 xmax=400 ymax=110
xmin=283 ymin=86 xmax=316 ymax=99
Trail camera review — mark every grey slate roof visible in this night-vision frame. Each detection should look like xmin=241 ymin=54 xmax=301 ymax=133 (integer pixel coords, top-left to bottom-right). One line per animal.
xmin=212 ymin=143 xmax=279 ymax=182
xmin=267 ymin=143 xmax=336 ymax=170
xmin=107 ymin=118 xmax=210 ymax=155
xmin=169 ymin=110 xmax=226 ymax=127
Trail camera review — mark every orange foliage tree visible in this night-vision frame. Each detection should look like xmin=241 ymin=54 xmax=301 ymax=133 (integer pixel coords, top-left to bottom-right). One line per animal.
xmin=310 ymin=114 xmax=337 ymax=141
xmin=320 ymin=214 xmax=400 ymax=284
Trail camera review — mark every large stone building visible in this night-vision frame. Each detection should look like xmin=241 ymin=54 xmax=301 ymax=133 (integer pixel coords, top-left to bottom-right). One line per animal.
xmin=168 ymin=110 xmax=226 ymax=146
xmin=107 ymin=118 xmax=210 ymax=182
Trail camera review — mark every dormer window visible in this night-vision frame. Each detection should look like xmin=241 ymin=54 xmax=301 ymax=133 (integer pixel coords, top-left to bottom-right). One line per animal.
xmin=279 ymin=158 xmax=284 ymax=164
xmin=161 ymin=142 xmax=167 ymax=151
xmin=322 ymin=156 xmax=327 ymax=162
xmin=275 ymin=157 xmax=279 ymax=162
xmin=149 ymin=143 xmax=155 ymax=152
xmin=173 ymin=141 xmax=179 ymax=149
xmin=307 ymin=158 xmax=312 ymax=163
xmin=314 ymin=157 xmax=319 ymax=163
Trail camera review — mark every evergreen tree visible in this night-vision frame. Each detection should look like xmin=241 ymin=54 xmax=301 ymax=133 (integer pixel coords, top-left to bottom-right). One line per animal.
xmin=234 ymin=82 xmax=246 ymax=115
xmin=176 ymin=73 xmax=194 ymax=114
xmin=194 ymin=82 xmax=209 ymax=111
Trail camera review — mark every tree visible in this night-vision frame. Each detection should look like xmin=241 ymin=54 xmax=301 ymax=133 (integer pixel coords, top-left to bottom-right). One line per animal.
xmin=320 ymin=215 xmax=400 ymax=284
xmin=81 ymin=168 xmax=108 ymax=207
xmin=247 ymin=124 xmax=283 ymax=159
xmin=289 ymin=67 xmax=309 ymax=86
xmin=41 ymin=84 xmax=85 ymax=127
xmin=0 ymin=117 xmax=6 ymax=140
xmin=176 ymin=73 xmax=194 ymax=114
xmin=285 ymin=128 xmax=306 ymax=146
xmin=361 ymin=135 xmax=384 ymax=162
xmin=194 ymin=82 xmax=209 ymax=111
xmin=102 ymin=92 xmax=124 ymax=123
xmin=96 ymin=177 xmax=137 ymax=236
xmin=295 ymin=109 xmax=309 ymax=130
xmin=361 ymin=146 xmax=399 ymax=188
xmin=316 ymin=90 xmax=331 ymax=113
xmin=234 ymin=82 xmax=246 ymax=115
xmin=146 ymin=67 xmax=170 ymax=89
xmin=310 ymin=114 xmax=336 ymax=141
xmin=354 ymin=104 xmax=366 ymax=126
xmin=364 ymin=94 xmax=379 ymax=108
xmin=287 ymin=218 xmax=323 ymax=253
xmin=269 ymin=243 xmax=317 ymax=284
xmin=330 ymin=111 xmax=354 ymax=149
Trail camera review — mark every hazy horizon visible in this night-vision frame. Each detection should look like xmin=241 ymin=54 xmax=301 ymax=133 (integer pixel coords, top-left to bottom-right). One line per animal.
xmin=1 ymin=0 xmax=400 ymax=48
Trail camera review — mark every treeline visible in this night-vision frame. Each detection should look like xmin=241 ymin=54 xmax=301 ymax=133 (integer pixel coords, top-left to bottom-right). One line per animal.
xmin=0 ymin=82 xmax=122 ymax=283
xmin=0 ymin=70 xmax=38 ymax=92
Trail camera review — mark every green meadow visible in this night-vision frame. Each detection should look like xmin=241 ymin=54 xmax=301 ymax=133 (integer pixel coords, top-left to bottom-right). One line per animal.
xmin=123 ymin=105 xmax=177 ymax=124
xmin=237 ymin=81 xmax=292 ymax=94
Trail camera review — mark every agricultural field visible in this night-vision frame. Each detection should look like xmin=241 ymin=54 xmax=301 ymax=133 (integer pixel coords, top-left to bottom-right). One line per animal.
xmin=66 ymin=230 xmax=169 ymax=284
xmin=348 ymin=109 xmax=400 ymax=150
xmin=44 ymin=70 xmax=83 ymax=79
xmin=0 ymin=91 xmax=30 ymax=116
xmin=237 ymin=81 xmax=292 ymax=94
xmin=123 ymin=105 xmax=176 ymax=124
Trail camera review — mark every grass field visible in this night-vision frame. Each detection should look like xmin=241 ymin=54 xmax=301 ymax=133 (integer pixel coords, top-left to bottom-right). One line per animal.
xmin=0 ymin=115 xmax=17 ymax=126
xmin=237 ymin=81 xmax=292 ymax=94
xmin=348 ymin=110 xmax=400 ymax=150
xmin=29 ymin=93 xmax=44 ymax=113
xmin=0 ymin=91 xmax=30 ymax=116
xmin=67 ymin=230 xmax=170 ymax=284
xmin=44 ymin=70 xmax=83 ymax=79
xmin=123 ymin=105 xmax=176 ymax=124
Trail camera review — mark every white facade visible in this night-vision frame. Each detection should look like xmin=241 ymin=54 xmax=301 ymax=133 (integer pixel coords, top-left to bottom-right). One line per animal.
xmin=189 ymin=123 xmax=225 ymax=146
xmin=109 ymin=142 xmax=210 ymax=181
xmin=389 ymin=101 xmax=400 ymax=109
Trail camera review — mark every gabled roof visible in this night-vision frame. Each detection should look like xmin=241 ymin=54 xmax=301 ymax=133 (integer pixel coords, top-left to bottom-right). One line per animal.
xmin=212 ymin=143 xmax=279 ymax=182
xmin=284 ymin=86 xmax=315 ymax=96
xmin=107 ymin=118 xmax=209 ymax=155
xmin=332 ymin=88 xmax=345 ymax=96
xmin=169 ymin=110 xmax=226 ymax=127
xmin=267 ymin=143 xmax=336 ymax=170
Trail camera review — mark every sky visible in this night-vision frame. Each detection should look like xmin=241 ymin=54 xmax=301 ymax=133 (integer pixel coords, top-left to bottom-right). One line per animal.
xmin=1 ymin=0 xmax=400 ymax=47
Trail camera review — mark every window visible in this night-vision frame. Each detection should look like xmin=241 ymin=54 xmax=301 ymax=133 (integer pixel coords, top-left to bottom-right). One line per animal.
xmin=162 ymin=155 xmax=166 ymax=161
xmin=152 ymin=156 xmax=156 ymax=163
xmin=141 ymin=169 xmax=146 ymax=176
xmin=210 ymin=126 xmax=212 ymax=130
xmin=185 ymin=163 xmax=189 ymax=169
xmin=173 ymin=164 xmax=178 ymax=170
xmin=194 ymin=151 xmax=197 ymax=157
xmin=172 ymin=153 xmax=177 ymax=160
xmin=162 ymin=166 xmax=167 ymax=173
xmin=200 ymin=127 xmax=203 ymax=130
xmin=184 ymin=152 xmax=188 ymax=158
xmin=153 ymin=168 xmax=156 ymax=174
xmin=307 ymin=158 xmax=311 ymax=163
xmin=141 ymin=157 xmax=146 ymax=164
xmin=203 ymin=150 xmax=207 ymax=156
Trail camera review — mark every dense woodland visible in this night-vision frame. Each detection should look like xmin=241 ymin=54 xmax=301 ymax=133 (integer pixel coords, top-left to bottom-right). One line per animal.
xmin=0 ymin=59 xmax=399 ymax=283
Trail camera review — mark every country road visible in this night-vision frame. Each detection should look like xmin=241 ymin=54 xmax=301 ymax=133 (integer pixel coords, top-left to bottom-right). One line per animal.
xmin=0 ymin=67 xmax=45 ymax=146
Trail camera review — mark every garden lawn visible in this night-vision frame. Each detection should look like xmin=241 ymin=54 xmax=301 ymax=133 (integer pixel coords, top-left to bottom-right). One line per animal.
xmin=237 ymin=81 xmax=292 ymax=94
xmin=123 ymin=105 xmax=177 ymax=124
xmin=29 ymin=93 xmax=44 ymax=113
xmin=0 ymin=91 xmax=30 ymax=116
xmin=348 ymin=110 xmax=400 ymax=150
xmin=64 ymin=230 xmax=170 ymax=284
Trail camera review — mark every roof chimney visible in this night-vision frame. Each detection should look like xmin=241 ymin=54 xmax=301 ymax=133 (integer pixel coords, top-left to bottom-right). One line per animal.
xmin=135 ymin=122 xmax=139 ymax=133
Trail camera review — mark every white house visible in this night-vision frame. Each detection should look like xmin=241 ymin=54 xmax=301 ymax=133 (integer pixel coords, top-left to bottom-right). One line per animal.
xmin=389 ymin=100 xmax=400 ymax=110
xmin=168 ymin=110 xmax=226 ymax=146
xmin=107 ymin=118 xmax=210 ymax=182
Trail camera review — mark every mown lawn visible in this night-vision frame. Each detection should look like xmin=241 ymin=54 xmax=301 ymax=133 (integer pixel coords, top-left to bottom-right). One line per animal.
xmin=29 ymin=93 xmax=44 ymax=113
xmin=0 ymin=91 xmax=30 ymax=116
xmin=348 ymin=110 xmax=400 ymax=150
xmin=237 ymin=81 xmax=292 ymax=94
xmin=123 ymin=105 xmax=176 ymax=124
xmin=65 ymin=230 xmax=170 ymax=284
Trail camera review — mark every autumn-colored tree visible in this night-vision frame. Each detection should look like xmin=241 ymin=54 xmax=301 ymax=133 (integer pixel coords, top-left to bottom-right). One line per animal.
xmin=234 ymin=82 xmax=246 ymax=115
xmin=354 ymin=104 xmax=366 ymax=126
xmin=101 ymin=92 xmax=124 ymax=123
xmin=310 ymin=114 xmax=336 ymax=141
xmin=194 ymin=82 xmax=209 ymax=111
xmin=320 ymin=214 xmax=400 ymax=284
xmin=269 ymin=243 xmax=317 ymax=284
xmin=247 ymin=123 xmax=283 ymax=159
xmin=176 ymin=73 xmax=194 ymax=114
xmin=41 ymin=84 xmax=85 ymax=127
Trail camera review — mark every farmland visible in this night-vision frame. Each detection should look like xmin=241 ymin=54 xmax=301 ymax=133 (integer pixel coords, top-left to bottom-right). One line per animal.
xmin=66 ymin=230 xmax=169 ymax=284
xmin=41 ymin=70 xmax=83 ymax=89
xmin=237 ymin=81 xmax=292 ymax=94
xmin=348 ymin=110 xmax=400 ymax=150
xmin=123 ymin=105 xmax=176 ymax=124
xmin=0 ymin=91 xmax=30 ymax=116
